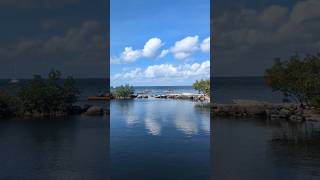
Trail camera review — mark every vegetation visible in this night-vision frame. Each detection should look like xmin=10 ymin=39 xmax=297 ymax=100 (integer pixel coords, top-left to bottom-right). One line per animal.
xmin=193 ymin=79 xmax=210 ymax=96
xmin=111 ymin=84 xmax=134 ymax=99
xmin=265 ymin=53 xmax=320 ymax=109
xmin=18 ymin=70 xmax=80 ymax=116
xmin=0 ymin=91 xmax=21 ymax=118
xmin=0 ymin=70 xmax=80 ymax=118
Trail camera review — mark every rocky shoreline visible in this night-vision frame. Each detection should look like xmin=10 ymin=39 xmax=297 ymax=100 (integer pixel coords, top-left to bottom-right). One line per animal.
xmin=211 ymin=99 xmax=320 ymax=122
xmin=128 ymin=93 xmax=209 ymax=101
xmin=154 ymin=93 xmax=209 ymax=101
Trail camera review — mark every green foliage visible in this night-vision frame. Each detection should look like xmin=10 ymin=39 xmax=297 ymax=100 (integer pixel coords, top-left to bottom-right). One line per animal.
xmin=0 ymin=91 xmax=21 ymax=118
xmin=193 ymin=79 xmax=210 ymax=96
xmin=19 ymin=69 xmax=80 ymax=115
xmin=111 ymin=84 xmax=134 ymax=99
xmin=265 ymin=54 xmax=320 ymax=108
xmin=0 ymin=91 xmax=13 ymax=117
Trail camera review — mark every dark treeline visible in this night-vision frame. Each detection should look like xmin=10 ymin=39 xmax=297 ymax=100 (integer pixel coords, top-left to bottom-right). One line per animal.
xmin=0 ymin=70 xmax=79 ymax=118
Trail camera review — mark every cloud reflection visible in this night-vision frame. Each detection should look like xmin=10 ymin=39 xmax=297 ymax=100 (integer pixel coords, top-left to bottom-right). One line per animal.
xmin=144 ymin=117 xmax=162 ymax=136
xmin=175 ymin=111 xmax=198 ymax=135
xmin=200 ymin=116 xmax=210 ymax=134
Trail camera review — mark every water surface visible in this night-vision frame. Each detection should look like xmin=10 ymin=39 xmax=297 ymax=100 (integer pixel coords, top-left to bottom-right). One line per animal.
xmin=0 ymin=116 xmax=110 ymax=180
xmin=0 ymin=79 xmax=110 ymax=180
xmin=212 ymin=117 xmax=320 ymax=180
xmin=111 ymin=98 xmax=211 ymax=180
xmin=212 ymin=77 xmax=320 ymax=180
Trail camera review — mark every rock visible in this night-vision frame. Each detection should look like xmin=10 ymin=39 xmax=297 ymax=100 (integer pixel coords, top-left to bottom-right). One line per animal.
xmin=137 ymin=95 xmax=148 ymax=98
xmin=289 ymin=115 xmax=304 ymax=122
xmin=270 ymin=114 xmax=282 ymax=120
xmin=279 ymin=108 xmax=291 ymax=118
xmin=82 ymin=104 xmax=93 ymax=113
xmin=265 ymin=108 xmax=278 ymax=117
xmin=245 ymin=105 xmax=266 ymax=116
xmin=131 ymin=94 xmax=138 ymax=98
xmin=303 ymin=109 xmax=320 ymax=122
xmin=85 ymin=106 xmax=103 ymax=116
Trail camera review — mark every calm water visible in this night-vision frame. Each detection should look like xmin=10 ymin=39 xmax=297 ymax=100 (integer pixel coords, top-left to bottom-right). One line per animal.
xmin=1 ymin=78 xmax=320 ymax=180
xmin=211 ymin=78 xmax=320 ymax=180
xmin=212 ymin=117 xmax=320 ymax=180
xmin=0 ymin=116 xmax=110 ymax=180
xmin=110 ymin=99 xmax=211 ymax=180
xmin=0 ymin=79 xmax=110 ymax=180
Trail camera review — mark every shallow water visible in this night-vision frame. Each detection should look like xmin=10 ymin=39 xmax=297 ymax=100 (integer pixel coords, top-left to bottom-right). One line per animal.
xmin=110 ymin=99 xmax=211 ymax=180
xmin=212 ymin=116 xmax=320 ymax=180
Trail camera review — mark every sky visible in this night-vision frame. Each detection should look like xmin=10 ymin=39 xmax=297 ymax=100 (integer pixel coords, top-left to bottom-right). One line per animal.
xmin=110 ymin=0 xmax=210 ymax=86
xmin=0 ymin=0 xmax=319 ymax=82
xmin=212 ymin=0 xmax=320 ymax=77
xmin=0 ymin=0 xmax=108 ymax=79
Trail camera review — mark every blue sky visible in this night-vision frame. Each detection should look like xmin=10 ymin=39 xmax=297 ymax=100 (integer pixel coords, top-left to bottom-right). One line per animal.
xmin=110 ymin=0 xmax=210 ymax=86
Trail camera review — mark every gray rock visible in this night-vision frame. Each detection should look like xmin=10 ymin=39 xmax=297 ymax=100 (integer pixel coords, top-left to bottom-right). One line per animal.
xmin=245 ymin=105 xmax=266 ymax=116
xmin=279 ymin=108 xmax=291 ymax=118
xmin=85 ymin=106 xmax=103 ymax=116
xmin=270 ymin=114 xmax=282 ymax=120
xmin=289 ymin=115 xmax=304 ymax=122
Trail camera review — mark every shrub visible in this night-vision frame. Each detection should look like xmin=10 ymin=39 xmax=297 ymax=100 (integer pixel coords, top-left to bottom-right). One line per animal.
xmin=111 ymin=85 xmax=134 ymax=99
xmin=193 ymin=79 xmax=210 ymax=96
xmin=0 ymin=91 xmax=20 ymax=118
xmin=265 ymin=54 xmax=320 ymax=108
xmin=19 ymin=70 xmax=80 ymax=115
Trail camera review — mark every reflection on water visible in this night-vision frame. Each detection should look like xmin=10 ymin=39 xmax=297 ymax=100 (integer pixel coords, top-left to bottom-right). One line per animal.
xmin=111 ymin=99 xmax=210 ymax=180
xmin=0 ymin=115 xmax=110 ymax=180
xmin=145 ymin=117 xmax=162 ymax=136
xmin=212 ymin=114 xmax=320 ymax=180
xmin=112 ymin=99 xmax=210 ymax=136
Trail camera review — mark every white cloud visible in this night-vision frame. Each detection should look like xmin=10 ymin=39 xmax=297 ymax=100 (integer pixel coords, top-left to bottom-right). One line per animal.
xmin=112 ymin=60 xmax=210 ymax=82
xmin=142 ymin=38 xmax=162 ymax=58
xmin=120 ymin=47 xmax=141 ymax=63
xmin=158 ymin=49 xmax=169 ymax=58
xmin=145 ymin=64 xmax=178 ymax=78
xmin=200 ymin=37 xmax=210 ymax=53
xmin=112 ymin=36 xmax=210 ymax=64
xmin=171 ymin=36 xmax=199 ymax=60
xmin=113 ymin=68 xmax=142 ymax=79
xmin=110 ymin=57 xmax=120 ymax=64
xmin=112 ymin=37 xmax=163 ymax=64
